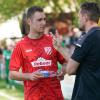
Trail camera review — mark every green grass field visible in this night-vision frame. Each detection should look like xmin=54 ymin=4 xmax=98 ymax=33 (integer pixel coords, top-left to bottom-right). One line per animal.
xmin=0 ymin=79 xmax=24 ymax=100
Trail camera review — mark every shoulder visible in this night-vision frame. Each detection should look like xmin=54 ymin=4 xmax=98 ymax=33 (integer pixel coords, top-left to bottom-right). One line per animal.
xmin=86 ymin=29 xmax=100 ymax=43
xmin=44 ymin=34 xmax=53 ymax=41
xmin=87 ymin=28 xmax=100 ymax=39
xmin=15 ymin=36 xmax=28 ymax=46
xmin=92 ymin=30 xmax=100 ymax=43
xmin=94 ymin=29 xmax=100 ymax=37
xmin=81 ymin=29 xmax=100 ymax=47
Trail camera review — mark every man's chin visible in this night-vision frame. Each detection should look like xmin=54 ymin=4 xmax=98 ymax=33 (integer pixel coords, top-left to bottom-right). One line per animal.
xmin=79 ymin=27 xmax=85 ymax=31
xmin=38 ymin=31 xmax=44 ymax=34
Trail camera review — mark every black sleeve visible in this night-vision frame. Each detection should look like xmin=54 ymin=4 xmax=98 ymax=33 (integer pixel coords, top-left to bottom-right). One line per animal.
xmin=71 ymin=34 xmax=94 ymax=63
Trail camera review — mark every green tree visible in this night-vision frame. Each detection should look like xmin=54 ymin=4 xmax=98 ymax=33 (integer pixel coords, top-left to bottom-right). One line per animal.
xmin=0 ymin=0 xmax=99 ymax=24
xmin=0 ymin=0 xmax=75 ymax=23
xmin=0 ymin=0 xmax=48 ymax=22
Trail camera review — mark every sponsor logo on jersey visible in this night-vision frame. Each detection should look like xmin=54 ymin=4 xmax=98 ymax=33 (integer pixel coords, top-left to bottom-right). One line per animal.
xmin=31 ymin=57 xmax=52 ymax=67
xmin=25 ymin=49 xmax=32 ymax=52
xmin=44 ymin=47 xmax=52 ymax=55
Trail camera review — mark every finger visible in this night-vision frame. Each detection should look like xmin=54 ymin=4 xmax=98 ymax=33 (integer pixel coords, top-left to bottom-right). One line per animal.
xmin=34 ymin=69 xmax=42 ymax=74
xmin=55 ymin=31 xmax=59 ymax=38
xmin=34 ymin=74 xmax=44 ymax=78
xmin=31 ymin=76 xmax=38 ymax=81
xmin=57 ymin=76 xmax=64 ymax=81
xmin=36 ymin=69 xmax=42 ymax=72
xmin=57 ymin=71 xmax=63 ymax=77
xmin=32 ymin=77 xmax=38 ymax=80
xmin=31 ymin=74 xmax=44 ymax=80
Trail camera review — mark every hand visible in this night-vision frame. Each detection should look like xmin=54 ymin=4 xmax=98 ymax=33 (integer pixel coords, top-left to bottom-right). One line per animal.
xmin=50 ymin=31 xmax=62 ymax=50
xmin=57 ymin=66 xmax=67 ymax=81
xmin=28 ymin=69 xmax=44 ymax=81
xmin=57 ymin=71 xmax=64 ymax=81
xmin=53 ymin=36 xmax=62 ymax=50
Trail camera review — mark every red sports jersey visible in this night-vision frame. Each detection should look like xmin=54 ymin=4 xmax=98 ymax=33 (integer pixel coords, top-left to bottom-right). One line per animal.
xmin=10 ymin=34 xmax=66 ymax=100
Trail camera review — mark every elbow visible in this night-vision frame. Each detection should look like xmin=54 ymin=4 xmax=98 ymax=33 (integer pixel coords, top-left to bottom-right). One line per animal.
xmin=67 ymin=71 xmax=73 ymax=75
xmin=66 ymin=68 xmax=76 ymax=75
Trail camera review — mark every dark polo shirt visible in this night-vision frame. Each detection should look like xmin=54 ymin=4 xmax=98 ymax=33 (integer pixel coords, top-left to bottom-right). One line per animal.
xmin=71 ymin=27 xmax=100 ymax=100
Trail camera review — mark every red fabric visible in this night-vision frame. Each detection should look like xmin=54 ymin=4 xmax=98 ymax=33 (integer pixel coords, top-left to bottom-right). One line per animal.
xmin=10 ymin=34 xmax=65 ymax=100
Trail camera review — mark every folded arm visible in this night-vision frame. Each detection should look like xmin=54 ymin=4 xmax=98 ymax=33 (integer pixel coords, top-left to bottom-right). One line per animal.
xmin=9 ymin=70 xmax=44 ymax=81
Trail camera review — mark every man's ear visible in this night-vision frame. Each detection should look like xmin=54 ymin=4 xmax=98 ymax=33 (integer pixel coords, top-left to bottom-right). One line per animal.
xmin=84 ymin=14 xmax=88 ymax=22
xmin=27 ymin=18 xmax=31 ymax=26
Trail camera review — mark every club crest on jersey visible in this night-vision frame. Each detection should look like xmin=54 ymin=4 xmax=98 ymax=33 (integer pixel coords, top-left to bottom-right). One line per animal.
xmin=44 ymin=47 xmax=52 ymax=55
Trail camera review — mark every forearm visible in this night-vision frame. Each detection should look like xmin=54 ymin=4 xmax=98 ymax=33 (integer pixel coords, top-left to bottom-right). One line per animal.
xmin=66 ymin=58 xmax=80 ymax=75
xmin=9 ymin=71 xmax=30 ymax=81
xmin=58 ymin=46 xmax=70 ymax=62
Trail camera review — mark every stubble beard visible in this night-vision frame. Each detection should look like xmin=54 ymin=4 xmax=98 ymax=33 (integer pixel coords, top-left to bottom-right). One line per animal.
xmin=79 ymin=24 xmax=85 ymax=32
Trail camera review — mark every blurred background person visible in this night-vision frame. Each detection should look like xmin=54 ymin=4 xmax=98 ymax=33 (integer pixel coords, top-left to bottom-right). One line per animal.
xmin=3 ymin=40 xmax=16 ymax=90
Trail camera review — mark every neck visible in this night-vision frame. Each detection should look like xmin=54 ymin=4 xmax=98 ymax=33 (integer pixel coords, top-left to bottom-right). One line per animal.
xmin=85 ymin=22 xmax=98 ymax=33
xmin=28 ymin=32 xmax=43 ymax=39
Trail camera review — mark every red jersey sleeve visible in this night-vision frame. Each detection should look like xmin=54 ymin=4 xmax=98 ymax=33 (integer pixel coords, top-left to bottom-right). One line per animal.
xmin=9 ymin=43 xmax=23 ymax=71
xmin=56 ymin=50 xmax=66 ymax=64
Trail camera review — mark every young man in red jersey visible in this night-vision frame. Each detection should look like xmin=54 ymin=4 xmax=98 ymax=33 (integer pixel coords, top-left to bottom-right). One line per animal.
xmin=9 ymin=6 xmax=67 ymax=100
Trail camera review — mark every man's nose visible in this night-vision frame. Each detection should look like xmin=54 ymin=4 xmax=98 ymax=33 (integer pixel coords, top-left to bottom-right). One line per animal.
xmin=42 ymin=19 xmax=46 ymax=25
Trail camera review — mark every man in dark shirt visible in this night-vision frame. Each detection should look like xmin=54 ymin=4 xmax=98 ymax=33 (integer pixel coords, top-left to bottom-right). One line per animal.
xmin=54 ymin=2 xmax=100 ymax=100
